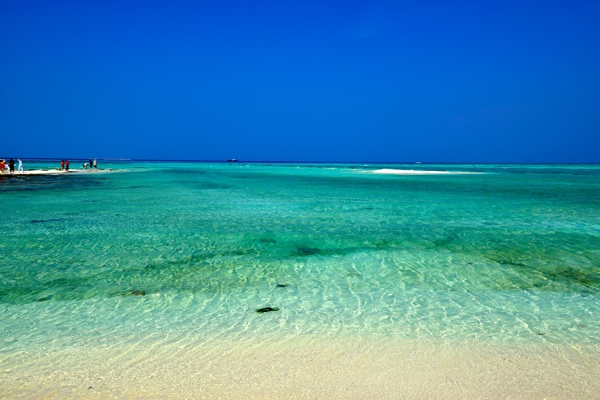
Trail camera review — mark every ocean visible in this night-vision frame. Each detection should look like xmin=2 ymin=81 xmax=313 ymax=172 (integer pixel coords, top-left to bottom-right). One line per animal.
xmin=1 ymin=161 xmax=599 ymax=397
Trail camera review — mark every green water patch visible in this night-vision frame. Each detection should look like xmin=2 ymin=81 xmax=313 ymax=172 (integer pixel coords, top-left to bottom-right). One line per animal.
xmin=295 ymin=246 xmax=321 ymax=256
xmin=290 ymin=244 xmax=367 ymax=258
xmin=480 ymin=241 xmax=600 ymax=294
xmin=546 ymin=267 xmax=600 ymax=287
xmin=29 ymin=218 xmax=72 ymax=224
xmin=123 ymin=290 xmax=146 ymax=296
xmin=172 ymin=180 xmax=233 ymax=190
xmin=505 ymin=263 xmax=600 ymax=293
xmin=432 ymin=233 xmax=460 ymax=248
xmin=159 ymin=168 xmax=209 ymax=175
xmin=0 ymin=273 xmax=115 ymax=304
xmin=0 ymin=246 xmax=280 ymax=304
xmin=0 ymin=174 xmax=109 ymax=194
xmin=0 ymin=239 xmax=374 ymax=304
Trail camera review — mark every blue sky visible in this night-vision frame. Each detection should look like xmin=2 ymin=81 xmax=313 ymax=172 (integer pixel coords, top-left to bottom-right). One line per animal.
xmin=1 ymin=0 xmax=599 ymax=162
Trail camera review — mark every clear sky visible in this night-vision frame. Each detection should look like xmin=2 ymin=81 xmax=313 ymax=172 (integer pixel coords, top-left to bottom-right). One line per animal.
xmin=1 ymin=0 xmax=599 ymax=162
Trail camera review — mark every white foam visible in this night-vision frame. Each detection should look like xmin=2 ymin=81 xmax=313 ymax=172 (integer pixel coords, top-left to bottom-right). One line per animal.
xmin=371 ymin=168 xmax=467 ymax=175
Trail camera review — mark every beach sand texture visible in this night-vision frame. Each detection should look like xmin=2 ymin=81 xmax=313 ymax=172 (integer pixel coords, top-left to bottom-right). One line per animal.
xmin=2 ymin=336 xmax=600 ymax=399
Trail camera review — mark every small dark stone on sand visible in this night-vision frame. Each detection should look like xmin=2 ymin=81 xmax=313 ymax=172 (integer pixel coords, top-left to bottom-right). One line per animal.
xmin=131 ymin=290 xmax=146 ymax=296
xmin=276 ymin=284 xmax=288 ymax=288
xmin=256 ymin=307 xmax=280 ymax=314
xmin=88 ymin=387 xmax=92 ymax=389
xmin=537 ymin=332 xmax=546 ymax=336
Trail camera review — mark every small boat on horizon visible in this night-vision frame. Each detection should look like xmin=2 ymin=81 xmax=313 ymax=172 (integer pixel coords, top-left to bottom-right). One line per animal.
xmin=227 ymin=159 xmax=238 ymax=162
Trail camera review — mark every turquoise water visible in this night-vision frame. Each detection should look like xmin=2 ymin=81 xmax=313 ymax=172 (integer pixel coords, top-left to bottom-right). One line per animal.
xmin=1 ymin=162 xmax=599 ymax=353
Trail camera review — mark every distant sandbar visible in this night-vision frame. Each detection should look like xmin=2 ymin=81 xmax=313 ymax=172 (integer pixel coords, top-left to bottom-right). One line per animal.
xmin=5 ymin=169 xmax=118 ymax=176
xmin=371 ymin=168 xmax=473 ymax=175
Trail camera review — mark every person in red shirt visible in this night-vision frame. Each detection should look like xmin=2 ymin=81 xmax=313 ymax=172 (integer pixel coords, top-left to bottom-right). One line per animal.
xmin=60 ymin=160 xmax=64 ymax=170
xmin=65 ymin=159 xmax=69 ymax=171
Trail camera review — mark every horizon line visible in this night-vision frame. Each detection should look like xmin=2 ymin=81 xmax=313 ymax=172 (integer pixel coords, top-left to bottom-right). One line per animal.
xmin=6 ymin=157 xmax=600 ymax=165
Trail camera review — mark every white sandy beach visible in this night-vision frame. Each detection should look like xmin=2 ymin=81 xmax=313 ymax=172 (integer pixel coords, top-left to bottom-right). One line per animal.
xmin=1 ymin=335 xmax=599 ymax=399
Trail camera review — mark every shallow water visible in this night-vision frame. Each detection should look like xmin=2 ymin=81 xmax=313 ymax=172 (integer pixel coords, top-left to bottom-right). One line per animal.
xmin=1 ymin=162 xmax=599 ymax=354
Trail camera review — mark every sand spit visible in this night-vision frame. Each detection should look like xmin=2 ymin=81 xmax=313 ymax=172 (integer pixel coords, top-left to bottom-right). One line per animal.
xmin=4 ymin=169 xmax=120 ymax=176
xmin=1 ymin=335 xmax=599 ymax=399
xmin=371 ymin=168 xmax=475 ymax=175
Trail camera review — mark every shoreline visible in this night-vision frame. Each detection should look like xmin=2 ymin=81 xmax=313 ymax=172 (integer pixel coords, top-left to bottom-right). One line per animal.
xmin=1 ymin=334 xmax=599 ymax=399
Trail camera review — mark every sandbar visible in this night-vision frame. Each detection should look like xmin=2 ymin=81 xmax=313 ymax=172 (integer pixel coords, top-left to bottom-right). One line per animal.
xmin=371 ymin=168 xmax=471 ymax=175
xmin=2 ymin=169 xmax=118 ymax=176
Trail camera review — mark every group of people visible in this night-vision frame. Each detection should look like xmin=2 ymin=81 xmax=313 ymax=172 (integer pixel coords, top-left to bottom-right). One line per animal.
xmin=0 ymin=158 xmax=23 ymax=175
xmin=58 ymin=159 xmax=98 ymax=171
xmin=83 ymin=159 xmax=98 ymax=170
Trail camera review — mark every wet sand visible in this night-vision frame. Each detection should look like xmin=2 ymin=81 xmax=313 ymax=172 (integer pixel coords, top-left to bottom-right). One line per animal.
xmin=1 ymin=335 xmax=599 ymax=399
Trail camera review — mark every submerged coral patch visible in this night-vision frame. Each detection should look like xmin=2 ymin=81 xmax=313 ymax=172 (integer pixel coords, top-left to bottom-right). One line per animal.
xmin=296 ymin=247 xmax=321 ymax=256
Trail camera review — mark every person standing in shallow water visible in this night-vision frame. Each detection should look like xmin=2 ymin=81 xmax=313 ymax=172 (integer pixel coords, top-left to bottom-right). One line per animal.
xmin=65 ymin=159 xmax=69 ymax=171
xmin=93 ymin=159 xmax=97 ymax=170
xmin=0 ymin=159 xmax=4 ymax=175
xmin=17 ymin=158 xmax=23 ymax=173
xmin=8 ymin=159 xmax=15 ymax=175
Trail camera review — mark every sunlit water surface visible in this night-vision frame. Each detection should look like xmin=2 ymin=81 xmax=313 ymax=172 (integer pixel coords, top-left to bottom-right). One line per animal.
xmin=1 ymin=162 xmax=599 ymax=355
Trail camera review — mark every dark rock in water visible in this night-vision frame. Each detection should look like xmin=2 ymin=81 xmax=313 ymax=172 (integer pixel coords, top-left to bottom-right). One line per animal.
xmin=256 ymin=307 xmax=280 ymax=314
xmin=30 ymin=218 xmax=66 ymax=224
xmin=296 ymin=246 xmax=320 ymax=256
xmin=537 ymin=332 xmax=546 ymax=336
xmin=37 ymin=296 xmax=51 ymax=302
xmin=131 ymin=290 xmax=146 ymax=296
xmin=260 ymin=238 xmax=277 ymax=244
xmin=276 ymin=284 xmax=288 ymax=288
